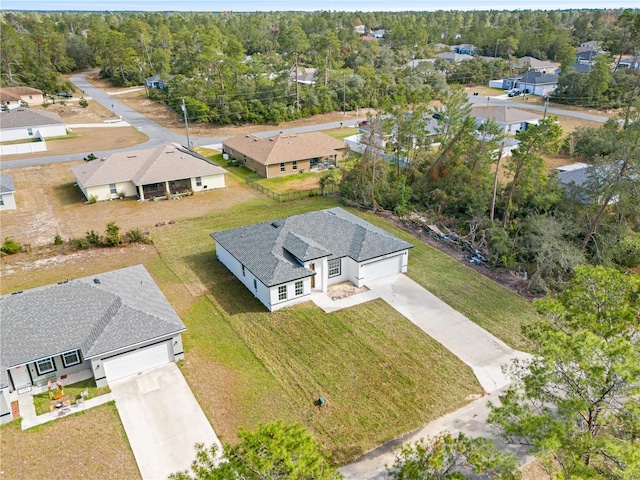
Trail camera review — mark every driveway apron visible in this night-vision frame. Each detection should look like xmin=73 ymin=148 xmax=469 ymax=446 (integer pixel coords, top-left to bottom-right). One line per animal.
xmin=366 ymin=274 xmax=531 ymax=393
xmin=110 ymin=363 xmax=222 ymax=480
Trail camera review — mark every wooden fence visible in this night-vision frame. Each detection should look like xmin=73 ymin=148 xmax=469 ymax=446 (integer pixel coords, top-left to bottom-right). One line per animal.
xmin=245 ymin=177 xmax=337 ymax=202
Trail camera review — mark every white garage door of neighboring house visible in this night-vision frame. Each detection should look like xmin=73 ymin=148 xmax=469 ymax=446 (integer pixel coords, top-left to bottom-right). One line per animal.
xmin=362 ymin=254 xmax=403 ymax=283
xmin=103 ymin=341 xmax=173 ymax=383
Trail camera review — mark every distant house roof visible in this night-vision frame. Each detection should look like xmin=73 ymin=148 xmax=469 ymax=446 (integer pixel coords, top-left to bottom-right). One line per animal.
xmin=516 ymin=71 xmax=559 ymax=85
xmin=292 ymin=67 xmax=317 ymax=85
xmin=580 ymin=40 xmax=602 ymax=49
xmin=568 ymin=62 xmax=592 ymax=73
xmin=0 ymin=108 xmax=64 ymax=129
xmin=222 ymin=131 xmax=345 ymax=167
xmin=0 ymin=174 xmax=15 ymax=195
xmin=71 ymin=143 xmax=226 ymax=188
xmin=436 ymin=52 xmax=474 ymax=62
xmin=211 ymin=207 xmax=413 ymax=287
xmin=576 ymin=49 xmax=599 ymax=63
xmin=471 ymin=106 xmax=541 ymax=125
xmin=511 ymin=56 xmax=556 ymax=71
xmin=0 ymin=265 xmax=186 ymax=388
xmin=555 ymin=162 xmax=588 ymax=172
xmin=557 ymin=166 xmax=592 ymax=188
xmin=0 ymin=87 xmax=43 ymax=102
xmin=406 ymin=58 xmax=435 ymax=68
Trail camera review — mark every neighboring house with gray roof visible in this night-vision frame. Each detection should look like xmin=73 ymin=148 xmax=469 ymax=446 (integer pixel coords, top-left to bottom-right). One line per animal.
xmin=71 ymin=143 xmax=226 ymax=201
xmin=514 ymin=71 xmax=559 ymax=96
xmin=436 ymin=52 xmax=474 ymax=63
xmin=0 ymin=107 xmax=66 ymax=142
xmin=510 ymin=56 xmax=557 ymax=74
xmin=0 ymin=265 xmax=186 ymax=424
xmin=471 ymin=106 xmax=541 ymax=135
xmin=0 ymin=173 xmax=16 ymax=211
xmin=222 ymin=131 xmax=345 ymax=178
xmin=555 ymin=163 xmax=620 ymax=205
xmin=211 ymin=207 xmax=412 ymax=311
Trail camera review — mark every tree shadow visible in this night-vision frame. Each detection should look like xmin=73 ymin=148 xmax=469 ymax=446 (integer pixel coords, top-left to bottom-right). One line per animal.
xmin=53 ymin=182 xmax=86 ymax=206
xmin=183 ymin=250 xmax=266 ymax=316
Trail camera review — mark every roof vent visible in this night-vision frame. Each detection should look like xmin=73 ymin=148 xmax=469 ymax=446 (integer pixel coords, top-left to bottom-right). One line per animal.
xmin=127 ymin=155 xmax=137 ymax=158
xmin=101 ymin=157 xmax=106 ymax=161
xmin=245 ymin=134 xmax=250 ymax=137
xmin=11 ymin=291 xmax=23 ymax=295
xmin=93 ymin=278 xmax=101 ymax=284
xmin=271 ymin=221 xmax=282 ymax=228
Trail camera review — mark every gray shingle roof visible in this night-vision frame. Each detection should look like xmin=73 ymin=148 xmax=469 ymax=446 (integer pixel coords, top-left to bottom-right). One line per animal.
xmin=0 ymin=265 xmax=185 ymax=388
xmin=211 ymin=207 xmax=413 ymax=287
xmin=517 ymin=71 xmax=559 ymax=85
xmin=0 ymin=108 xmax=64 ymax=129
xmin=558 ymin=165 xmax=592 ymax=188
xmin=0 ymin=174 xmax=15 ymax=194
xmin=471 ymin=106 xmax=541 ymax=125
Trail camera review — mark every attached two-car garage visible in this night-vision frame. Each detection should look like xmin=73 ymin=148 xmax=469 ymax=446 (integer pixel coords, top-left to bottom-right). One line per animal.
xmin=102 ymin=341 xmax=174 ymax=383
xmin=361 ymin=253 xmax=406 ymax=283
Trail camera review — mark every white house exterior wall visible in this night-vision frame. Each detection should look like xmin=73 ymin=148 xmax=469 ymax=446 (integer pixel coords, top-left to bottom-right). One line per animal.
xmin=0 ymin=124 xmax=66 ymax=142
xmin=0 ymin=388 xmax=11 ymax=424
xmin=0 ymin=192 xmax=16 ymax=210
xmin=191 ymin=173 xmax=225 ymax=192
xmin=83 ymin=181 xmax=138 ymax=202
xmin=268 ymin=277 xmax=312 ymax=311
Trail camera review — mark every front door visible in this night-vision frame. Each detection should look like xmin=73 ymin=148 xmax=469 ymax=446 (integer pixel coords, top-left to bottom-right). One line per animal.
xmin=310 ymin=263 xmax=315 ymax=288
xmin=10 ymin=365 xmax=32 ymax=389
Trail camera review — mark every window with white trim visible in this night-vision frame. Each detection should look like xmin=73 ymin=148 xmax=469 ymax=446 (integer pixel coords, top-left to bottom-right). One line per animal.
xmin=295 ymin=280 xmax=303 ymax=296
xmin=242 ymin=265 xmax=246 ymax=277
xmin=280 ymin=163 xmax=286 ymax=172
xmin=36 ymin=357 xmax=55 ymax=375
xmin=328 ymin=258 xmax=341 ymax=277
xmin=0 ymin=196 xmax=4 ymax=206
xmin=278 ymin=285 xmax=287 ymax=300
xmin=292 ymin=160 xmax=298 ymax=171
xmin=109 ymin=183 xmax=117 ymax=195
xmin=27 ymin=128 xmax=33 ymax=136
xmin=195 ymin=176 xmax=202 ymax=187
xmin=62 ymin=350 xmax=81 ymax=368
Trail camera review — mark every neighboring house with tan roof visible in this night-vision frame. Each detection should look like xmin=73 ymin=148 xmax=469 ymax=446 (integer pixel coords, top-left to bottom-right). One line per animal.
xmin=222 ymin=131 xmax=346 ymax=178
xmin=471 ymin=106 xmax=541 ymax=135
xmin=71 ymin=143 xmax=226 ymax=202
xmin=0 ymin=87 xmax=44 ymax=110
xmin=211 ymin=207 xmax=412 ymax=311
xmin=0 ymin=174 xmax=17 ymax=211
xmin=0 ymin=108 xmax=66 ymax=142
xmin=510 ymin=56 xmax=557 ymax=74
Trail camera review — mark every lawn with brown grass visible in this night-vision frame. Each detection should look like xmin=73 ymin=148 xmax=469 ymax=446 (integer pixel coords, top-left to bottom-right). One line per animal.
xmin=0 ymin=403 xmax=140 ymax=480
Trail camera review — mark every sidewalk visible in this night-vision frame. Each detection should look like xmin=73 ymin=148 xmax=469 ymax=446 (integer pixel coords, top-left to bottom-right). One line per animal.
xmin=19 ymin=392 xmax=115 ymax=430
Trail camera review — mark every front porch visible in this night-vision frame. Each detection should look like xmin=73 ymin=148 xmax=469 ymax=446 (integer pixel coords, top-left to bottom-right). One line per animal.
xmin=139 ymin=178 xmax=193 ymax=200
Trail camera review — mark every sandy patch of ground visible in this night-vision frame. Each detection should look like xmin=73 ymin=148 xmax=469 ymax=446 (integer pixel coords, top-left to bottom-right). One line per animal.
xmin=0 ymin=161 xmax=264 ymax=248
xmin=327 ymin=281 xmax=370 ymax=300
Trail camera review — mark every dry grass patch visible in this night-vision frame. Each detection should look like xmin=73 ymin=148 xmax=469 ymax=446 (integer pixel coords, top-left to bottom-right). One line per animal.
xmin=0 ymin=403 xmax=139 ymax=480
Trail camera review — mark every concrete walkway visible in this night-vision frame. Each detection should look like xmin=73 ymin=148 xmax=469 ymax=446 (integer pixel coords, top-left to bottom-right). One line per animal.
xmin=19 ymin=391 xmax=115 ymax=430
xmin=109 ymin=362 xmax=222 ymax=480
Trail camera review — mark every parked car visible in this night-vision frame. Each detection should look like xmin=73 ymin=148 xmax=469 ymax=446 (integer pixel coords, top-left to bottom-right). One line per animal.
xmin=507 ymin=89 xmax=522 ymax=97
xmin=56 ymin=92 xmax=73 ymax=98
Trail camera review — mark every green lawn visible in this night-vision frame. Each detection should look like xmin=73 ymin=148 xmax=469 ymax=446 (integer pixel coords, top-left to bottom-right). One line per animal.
xmin=148 ymin=197 xmax=537 ymax=464
xmin=323 ymin=127 xmax=358 ymax=140
xmin=31 ymin=378 xmax=111 ymax=416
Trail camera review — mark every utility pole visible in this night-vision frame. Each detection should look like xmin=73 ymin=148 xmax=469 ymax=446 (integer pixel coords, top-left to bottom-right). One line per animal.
xmin=543 ymin=96 xmax=549 ymax=118
xmin=343 ymin=72 xmax=346 ymax=116
xmin=181 ymin=97 xmax=191 ymax=149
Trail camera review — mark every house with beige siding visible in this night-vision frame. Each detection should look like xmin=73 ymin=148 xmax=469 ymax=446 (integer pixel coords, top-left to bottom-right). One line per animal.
xmin=222 ymin=131 xmax=345 ymax=178
xmin=71 ymin=143 xmax=226 ymax=202
xmin=0 ymin=87 xmax=44 ymax=110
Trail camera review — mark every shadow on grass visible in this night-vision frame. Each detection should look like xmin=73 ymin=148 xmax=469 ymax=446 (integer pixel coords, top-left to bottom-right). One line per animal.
xmin=183 ymin=250 xmax=266 ymax=316
xmin=54 ymin=182 xmax=86 ymax=206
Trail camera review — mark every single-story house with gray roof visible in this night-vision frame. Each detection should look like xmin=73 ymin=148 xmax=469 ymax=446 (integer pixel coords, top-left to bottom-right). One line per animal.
xmin=211 ymin=207 xmax=412 ymax=311
xmin=0 ymin=107 xmax=67 ymax=142
xmin=0 ymin=173 xmax=17 ymax=211
xmin=71 ymin=143 xmax=226 ymax=201
xmin=0 ymin=265 xmax=186 ymax=424
xmin=471 ymin=106 xmax=541 ymax=135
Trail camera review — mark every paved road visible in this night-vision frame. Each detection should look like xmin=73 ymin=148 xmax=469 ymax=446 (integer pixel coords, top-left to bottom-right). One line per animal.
xmin=0 ymin=71 xmax=366 ymax=169
xmin=469 ymin=93 xmax=610 ymax=123
xmin=110 ymin=363 xmax=222 ymax=480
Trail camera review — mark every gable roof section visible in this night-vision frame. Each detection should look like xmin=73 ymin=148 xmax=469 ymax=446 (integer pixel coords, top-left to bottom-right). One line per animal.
xmin=71 ymin=143 xmax=226 ymax=188
xmin=512 ymin=56 xmax=556 ymax=70
xmin=0 ymin=87 xmax=43 ymax=102
xmin=0 ymin=174 xmax=15 ymax=195
xmin=0 ymin=108 xmax=64 ymax=130
xmin=222 ymin=131 xmax=345 ymax=166
xmin=471 ymin=106 xmax=541 ymax=125
xmin=517 ymin=71 xmax=559 ymax=85
xmin=0 ymin=265 xmax=185 ymax=388
xmin=211 ymin=207 xmax=413 ymax=287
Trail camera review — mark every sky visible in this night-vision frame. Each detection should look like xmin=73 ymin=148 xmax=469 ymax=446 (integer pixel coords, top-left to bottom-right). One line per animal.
xmin=1 ymin=0 xmax=639 ymax=12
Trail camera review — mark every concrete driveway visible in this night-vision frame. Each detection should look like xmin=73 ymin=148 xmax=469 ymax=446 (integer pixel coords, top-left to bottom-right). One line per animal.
xmin=366 ymin=274 xmax=531 ymax=393
xmin=110 ymin=363 xmax=222 ymax=480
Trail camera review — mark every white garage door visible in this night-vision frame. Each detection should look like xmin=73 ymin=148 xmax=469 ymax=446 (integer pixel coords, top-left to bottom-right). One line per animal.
xmin=103 ymin=341 xmax=173 ymax=383
xmin=362 ymin=254 xmax=403 ymax=283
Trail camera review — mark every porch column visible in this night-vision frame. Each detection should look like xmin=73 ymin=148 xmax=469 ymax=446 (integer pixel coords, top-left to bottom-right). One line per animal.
xmin=137 ymin=185 xmax=144 ymax=200
xmin=164 ymin=181 xmax=170 ymax=196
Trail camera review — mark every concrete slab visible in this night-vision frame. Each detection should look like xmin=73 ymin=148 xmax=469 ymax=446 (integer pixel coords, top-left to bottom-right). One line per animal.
xmin=110 ymin=363 xmax=222 ymax=480
xmin=366 ymin=274 xmax=531 ymax=393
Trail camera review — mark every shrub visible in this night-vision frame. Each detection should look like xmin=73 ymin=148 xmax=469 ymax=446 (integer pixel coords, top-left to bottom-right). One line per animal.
xmin=1 ymin=237 xmax=21 ymax=254
xmin=85 ymin=230 xmax=101 ymax=245
xmin=84 ymin=153 xmax=97 ymax=162
xmin=78 ymin=98 xmax=89 ymax=108
xmin=53 ymin=233 xmax=63 ymax=245
xmin=88 ymin=194 xmax=98 ymax=204
xmin=69 ymin=237 xmax=90 ymax=250
xmin=124 ymin=228 xmax=151 ymax=244
xmin=104 ymin=221 xmax=122 ymax=246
